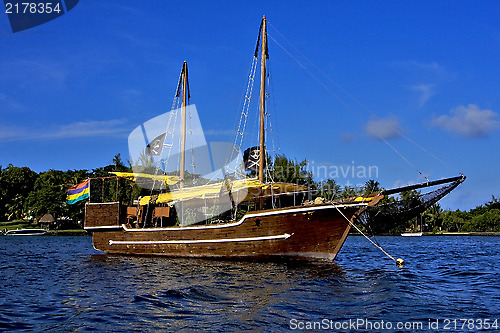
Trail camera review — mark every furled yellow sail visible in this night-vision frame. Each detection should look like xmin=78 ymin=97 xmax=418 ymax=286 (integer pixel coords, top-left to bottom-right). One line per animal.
xmin=110 ymin=172 xmax=180 ymax=185
xmin=138 ymin=179 xmax=309 ymax=205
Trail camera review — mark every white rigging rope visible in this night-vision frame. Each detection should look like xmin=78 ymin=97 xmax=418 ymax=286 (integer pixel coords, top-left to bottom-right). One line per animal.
xmin=266 ymin=58 xmax=281 ymax=156
xmin=148 ymin=69 xmax=183 ymax=195
xmin=228 ymin=57 xmax=259 ymax=168
xmin=188 ymin=102 xmax=197 ymax=184
xmin=200 ymin=56 xmax=259 ymax=187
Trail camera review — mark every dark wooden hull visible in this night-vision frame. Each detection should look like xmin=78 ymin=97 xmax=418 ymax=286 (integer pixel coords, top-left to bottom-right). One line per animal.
xmin=85 ymin=202 xmax=364 ymax=260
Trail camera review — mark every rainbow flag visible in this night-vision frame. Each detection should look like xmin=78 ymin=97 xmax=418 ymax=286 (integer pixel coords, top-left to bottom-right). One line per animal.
xmin=66 ymin=179 xmax=90 ymax=204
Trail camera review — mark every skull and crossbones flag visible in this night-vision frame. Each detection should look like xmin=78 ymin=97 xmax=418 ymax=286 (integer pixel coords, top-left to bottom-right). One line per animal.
xmin=243 ymin=146 xmax=265 ymax=172
xmin=145 ymin=132 xmax=166 ymax=156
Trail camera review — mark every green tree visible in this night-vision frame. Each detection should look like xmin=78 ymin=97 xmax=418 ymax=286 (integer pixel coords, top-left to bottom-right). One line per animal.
xmin=463 ymin=209 xmax=500 ymax=232
xmin=90 ymin=154 xmax=138 ymax=204
xmin=438 ymin=195 xmax=500 ymax=232
xmin=422 ymin=203 xmax=443 ymax=232
xmin=485 ymin=195 xmax=500 ymax=211
xmin=27 ymin=170 xmax=68 ymax=220
xmin=267 ymin=154 xmax=314 ymax=186
xmin=362 ymin=179 xmax=383 ymax=195
xmin=441 ymin=209 xmax=467 ymax=232
xmin=130 ymin=151 xmax=155 ymax=174
xmin=318 ymin=179 xmax=341 ymax=200
xmin=0 ymin=165 xmax=6 ymax=220
xmin=0 ymin=165 xmax=38 ymax=220
xmin=341 ymin=185 xmax=361 ymax=199
xmin=113 ymin=153 xmax=129 ymax=172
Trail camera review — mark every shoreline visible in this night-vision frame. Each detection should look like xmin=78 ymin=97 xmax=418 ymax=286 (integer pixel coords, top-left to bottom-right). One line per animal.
xmin=1 ymin=228 xmax=89 ymax=236
xmin=350 ymin=231 xmax=500 ymax=236
xmin=2 ymin=220 xmax=499 ymax=238
xmin=45 ymin=230 xmax=89 ymax=236
xmin=6 ymin=230 xmax=500 ymax=237
xmin=422 ymin=231 xmax=500 ymax=236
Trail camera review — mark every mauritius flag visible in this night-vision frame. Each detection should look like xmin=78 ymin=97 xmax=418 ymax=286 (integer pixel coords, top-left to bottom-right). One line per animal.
xmin=66 ymin=179 xmax=90 ymax=204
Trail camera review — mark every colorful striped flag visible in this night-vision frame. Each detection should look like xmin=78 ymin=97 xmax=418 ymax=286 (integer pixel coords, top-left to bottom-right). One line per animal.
xmin=66 ymin=179 xmax=90 ymax=204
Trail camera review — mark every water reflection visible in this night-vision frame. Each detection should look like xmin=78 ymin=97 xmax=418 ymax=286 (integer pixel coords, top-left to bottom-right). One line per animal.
xmin=1 ymin=236 xmax=500 ymax=332
xmin=75 ymin=255 xmax=348 ymax=330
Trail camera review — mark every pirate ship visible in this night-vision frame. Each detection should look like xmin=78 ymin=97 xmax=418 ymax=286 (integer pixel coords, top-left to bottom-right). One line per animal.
xmin=84 ymin=17 xmax=464 ymax=259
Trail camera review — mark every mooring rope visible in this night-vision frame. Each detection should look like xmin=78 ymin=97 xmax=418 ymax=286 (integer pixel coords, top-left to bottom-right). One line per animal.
xmin=335 ymin=206 xmax=404 ymax=267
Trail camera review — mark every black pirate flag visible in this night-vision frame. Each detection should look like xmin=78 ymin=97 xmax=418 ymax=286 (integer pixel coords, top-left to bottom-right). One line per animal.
xmin=243 ymin=146 xmax=265 ymax=172
xmin=145 ymin=132 xmax=166 ymax=156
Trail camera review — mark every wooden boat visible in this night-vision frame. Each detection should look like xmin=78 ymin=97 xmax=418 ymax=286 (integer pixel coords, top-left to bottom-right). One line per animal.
xmin=4 ymin=229 xmax=47 ymax=236
xmin=86 ymin=201 xmax=373 ymax=259
xmin=84 ymin=17 xmax=464 ymax=259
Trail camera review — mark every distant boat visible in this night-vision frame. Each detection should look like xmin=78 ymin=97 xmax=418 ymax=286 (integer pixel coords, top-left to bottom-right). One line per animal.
xmin=4 ymin=229 xmax=47 ymax=236
xmin=401 ymin=232 xmax=423 ymax=237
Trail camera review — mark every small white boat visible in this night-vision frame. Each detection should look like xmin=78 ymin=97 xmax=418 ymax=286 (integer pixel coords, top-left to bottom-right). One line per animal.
xmin=401 ymin=232 xmax=423 ymax=237
xmin=4 ymin=229 xmax=47 ymax=236
xmin=401 ymin=214 xmax=424 ymax=236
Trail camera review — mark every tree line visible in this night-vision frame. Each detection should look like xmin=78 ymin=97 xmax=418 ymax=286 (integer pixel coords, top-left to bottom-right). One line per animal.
xmin=0 ymin=154 xmax=135 ymax=224
xmin=0 ymin=153 xmax=498 ymax=234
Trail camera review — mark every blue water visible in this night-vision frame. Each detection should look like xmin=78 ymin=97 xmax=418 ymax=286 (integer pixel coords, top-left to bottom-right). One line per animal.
xmin=0 ymin=235 xmax=499 ymax=332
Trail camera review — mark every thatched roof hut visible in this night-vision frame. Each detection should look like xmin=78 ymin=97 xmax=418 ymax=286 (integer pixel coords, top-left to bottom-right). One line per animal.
xmin=38 ymin=213 xmax=56 ymax=229
xmin=39 ymin=213 xmax=55 ymax=223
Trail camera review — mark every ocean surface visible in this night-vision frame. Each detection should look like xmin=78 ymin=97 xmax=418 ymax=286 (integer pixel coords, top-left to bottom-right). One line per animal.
xmin=0 ymin=235 xmax=499 ymax=332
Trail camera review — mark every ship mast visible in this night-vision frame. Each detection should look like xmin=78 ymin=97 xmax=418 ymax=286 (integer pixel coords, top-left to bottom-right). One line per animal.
xmin=180 ymin=61 xmax=188 ymax=189
xmin=258 ymin=16 xmax=267 ymax=183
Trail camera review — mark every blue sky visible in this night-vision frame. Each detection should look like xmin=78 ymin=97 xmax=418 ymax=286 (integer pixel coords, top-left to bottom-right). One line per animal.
xmin=1 ymin=1 xmax=499 ymax=210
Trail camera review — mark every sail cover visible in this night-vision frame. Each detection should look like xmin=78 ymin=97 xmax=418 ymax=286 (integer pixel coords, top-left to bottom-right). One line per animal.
xmin=139 ymin=180 xmax=308 ymax=206
xmin=111 ymin=172 xmax=180 ymax=185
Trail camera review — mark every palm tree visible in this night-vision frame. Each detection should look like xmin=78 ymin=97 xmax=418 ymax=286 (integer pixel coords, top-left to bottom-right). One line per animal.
xmin=318 ymin=179 xmax=341 ymax=200
xmin=422 ymin=203 xmax=443 ymax=232
xmin=363 ymin=179 xmax=382 ymax=195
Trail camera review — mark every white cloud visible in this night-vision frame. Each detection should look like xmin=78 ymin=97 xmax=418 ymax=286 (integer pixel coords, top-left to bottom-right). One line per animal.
xmin=0 ymin=125 xmax=23 ymax=140
xmin=391 ymin=61 xmax=450 ymax=107
xmin=340 ymin=132 xmax=357 ymax=143
xmin=0 ymin=92 xmax=24 ymax=111
xmin=0 ymin=119 xmax=129 ymax=142
xmin=364 ymin=117 xmax=403 ymax=140
xmin=393 ymin=60 xmax=446 ymax=77
xmin=0 ymin=60 xmax=68 ymax=91
xmin=50 ymin=120 xmax=128 ymax=139
xmin=411 ymin=84 xmax=436 ymax=107
xmin=431 ymin=104 xmax=500 ymax=138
